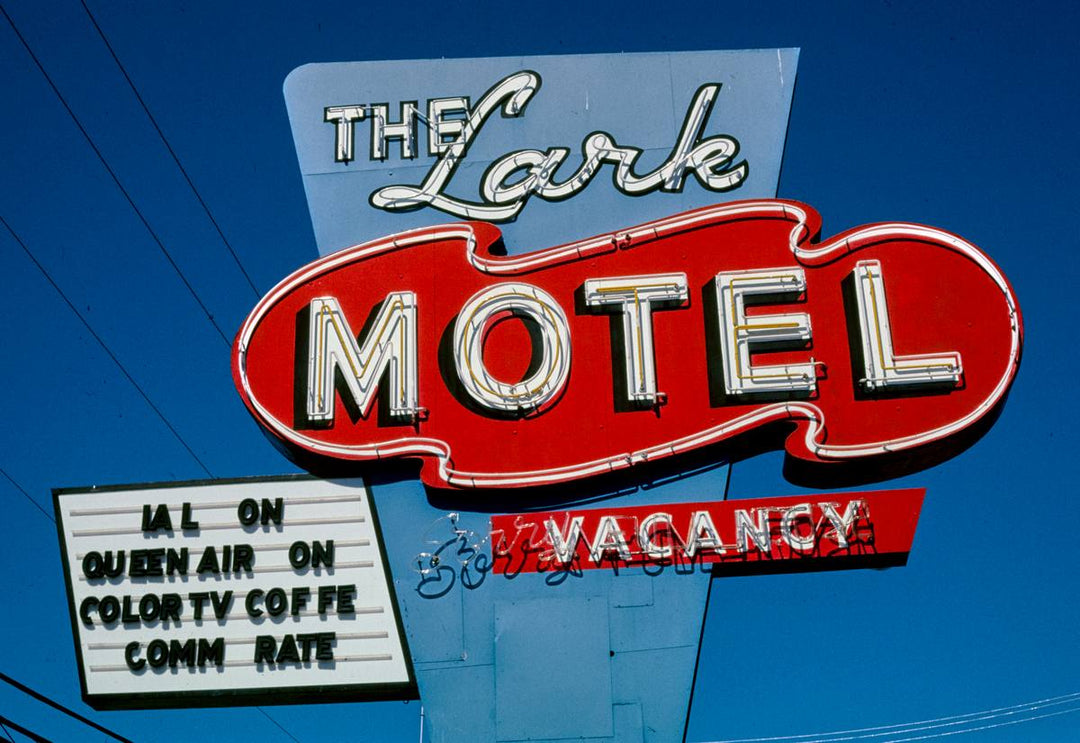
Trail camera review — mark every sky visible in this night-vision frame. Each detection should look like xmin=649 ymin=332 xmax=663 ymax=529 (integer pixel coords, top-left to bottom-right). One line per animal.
xmin=1 ymin=0 xmax=1079 ymax=741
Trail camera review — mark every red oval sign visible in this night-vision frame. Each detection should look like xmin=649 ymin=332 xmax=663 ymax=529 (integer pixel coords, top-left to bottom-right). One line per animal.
xmin=233 ymin=200 xmax=1022 ymax=489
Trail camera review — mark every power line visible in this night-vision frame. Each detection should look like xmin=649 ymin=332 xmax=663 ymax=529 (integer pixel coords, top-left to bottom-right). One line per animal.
xmin=880 ymin=705 xmax=1080 ymax=743
xmin=0 ymin=466 xmax=53 ymax=523
xmin=0 ymin=717 xmax=48 ymax=743
xmin=0 ymin=423 xmax=295 ymax=743
xmin=0 ymin=672 xmax=132 ymax=743
xmin=3 ymin=224 xmax=299 ymax=743
xmin=1 ymin=216 xmax=213 ymax=478
xmin=2 ymin=217 xmax=296 ymax=743
xmin=0 ymin=217 xmax=297 ymax=743
xmin=256 ymin=706 xmax=302 ymax=743
xmin=705 ymin=690 xmax=1080 ymax=743
xmin=78 ymin=0 xmax=262 ymax=300
xmin=8 ymin=10 xmax=324 ymax=743
xmin=0 ymin=2 xmax=232 ymax=347
xmin=6 ymin=10 xmax=311 ymax=743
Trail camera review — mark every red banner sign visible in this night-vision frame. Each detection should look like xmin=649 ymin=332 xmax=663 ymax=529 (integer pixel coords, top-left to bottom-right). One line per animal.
xmin=489 ymin=488 xmax=924 ymax=574
xmin=233 ymin=200 xmax=1021 ymax=489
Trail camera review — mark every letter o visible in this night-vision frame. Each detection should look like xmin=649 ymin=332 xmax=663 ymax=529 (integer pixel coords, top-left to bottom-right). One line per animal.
xmin=288 ymin=541 xmax=310 ymax=569
xmin=265 ymin=588 xmax=287 ymax=617
xmin=139 ymin=593 xmax=161 ymax=622
xmin=453 ymin=283 xmax=571 ymax=414
xmin=98 ymin=596 xmax=120 ymax=624
xmin=237 ymin=498 xmax=259 ymax=526
xmin=146 ymin=639 xmax=168 ymax=668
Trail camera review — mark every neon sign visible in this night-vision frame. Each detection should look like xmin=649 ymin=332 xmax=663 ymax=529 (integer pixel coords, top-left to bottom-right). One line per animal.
xmin=490 ymin=488 xmax=923 ymax=574
xmin=233 ymin=200 xmax=1022 ymax=489
xmin=324 ymin=72 xmax=748 ymax=222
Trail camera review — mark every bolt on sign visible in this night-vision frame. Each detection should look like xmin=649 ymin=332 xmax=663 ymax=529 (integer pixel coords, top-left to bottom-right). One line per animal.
xmin=53 ymin=477 xmax=414 ymax=709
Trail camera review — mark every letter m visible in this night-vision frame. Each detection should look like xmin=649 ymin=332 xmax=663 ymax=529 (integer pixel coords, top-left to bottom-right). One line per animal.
xmin=305 ymin=294 xmax=419 ymax=423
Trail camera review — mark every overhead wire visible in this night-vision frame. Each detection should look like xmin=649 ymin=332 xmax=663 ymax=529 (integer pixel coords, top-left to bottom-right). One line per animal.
xmin=2 ymin=8 xmax=304 ymax=743
xmin=1 ymin=216 xmax=213 ymax=478
xmin=5 ymin=201 xmax=294 ymax=743
xmin=704 ymin=689 xmax=1080 ymax=743
xmin=256 ymin=706 xmax=302 ymax=743
xmin=0 ymin=672 xmax=132 ymax=742
xmin=0 ymin=717 xmax=48 ymax=743
xmin=0 ymin=3 xmax=232 ymax=347
xmin=0 ymin=10 xmax=1066 ymax=743
xmin=879 ymin=705 xmax=1080 ymax=742
xmin=3 ymin=217 xmax=303 ymax=741
xmin=78 ymin=0 xmax=262 ymax=300
xmin=0 ymin=466 xmax=53 ymax=523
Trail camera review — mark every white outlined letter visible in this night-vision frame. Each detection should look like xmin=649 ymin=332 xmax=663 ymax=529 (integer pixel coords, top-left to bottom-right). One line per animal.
xmin=306 ymin=294 xmax=419 ymax=423
xmin=779 ymin=503 xmax=815 ymax=552
xmin=852 ymin=260 xmax=962 ymax=391
xmin=370 ymin=102 xmax=419 ymax=160
xmin=715 ymin=268 xmax=815 ymax=396
xmin=453 ymin=283 xmax=571 ymax=415
xmin=324 ymin=106 xmax=367 ymax=163
xmin=584 ymin=273 xmax=689 ymax=405
xmin=426 ymin=97 xmax=471 ymax=156
xmin=546 ymin=516 xmax=586 ymax=565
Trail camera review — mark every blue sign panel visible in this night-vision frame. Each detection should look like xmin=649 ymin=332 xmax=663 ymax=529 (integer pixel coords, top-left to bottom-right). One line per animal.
xmin=285 ymin=50 xmax=798 ymax=255
xmin=284 ymin=50 xmax=798 ymax=742
xmin=369 ymin=474 xmax=722 ymax=742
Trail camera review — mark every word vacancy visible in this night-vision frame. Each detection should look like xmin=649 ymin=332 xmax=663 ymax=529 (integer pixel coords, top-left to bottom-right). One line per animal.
xmin=490 ymin=489 xmax=924 ymax=574
xmin=323 ymin=72 xmax=748 ymax=221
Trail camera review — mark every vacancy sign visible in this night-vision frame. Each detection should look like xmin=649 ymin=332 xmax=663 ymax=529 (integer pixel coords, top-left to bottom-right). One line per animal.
xmin=491 ymin=489 xmax=924 ymax=575
xmin=54 ymin=477 xmax=414 ymax=709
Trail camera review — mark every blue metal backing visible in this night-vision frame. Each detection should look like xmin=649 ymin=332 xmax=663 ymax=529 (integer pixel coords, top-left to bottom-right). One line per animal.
xmin=287 ymin=50 xmax=798 ymax=740
xmin=371 ymin=474 xmax=719 ymax=742
xmin=284 ymin=50 xmax=798 ymax=256
xmin=495 ymin=597 xmax=612 ymax=739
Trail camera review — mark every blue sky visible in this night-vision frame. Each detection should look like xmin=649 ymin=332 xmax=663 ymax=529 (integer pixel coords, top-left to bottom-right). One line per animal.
xmin=1 ymin=1 xmax=1078 ymax=741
